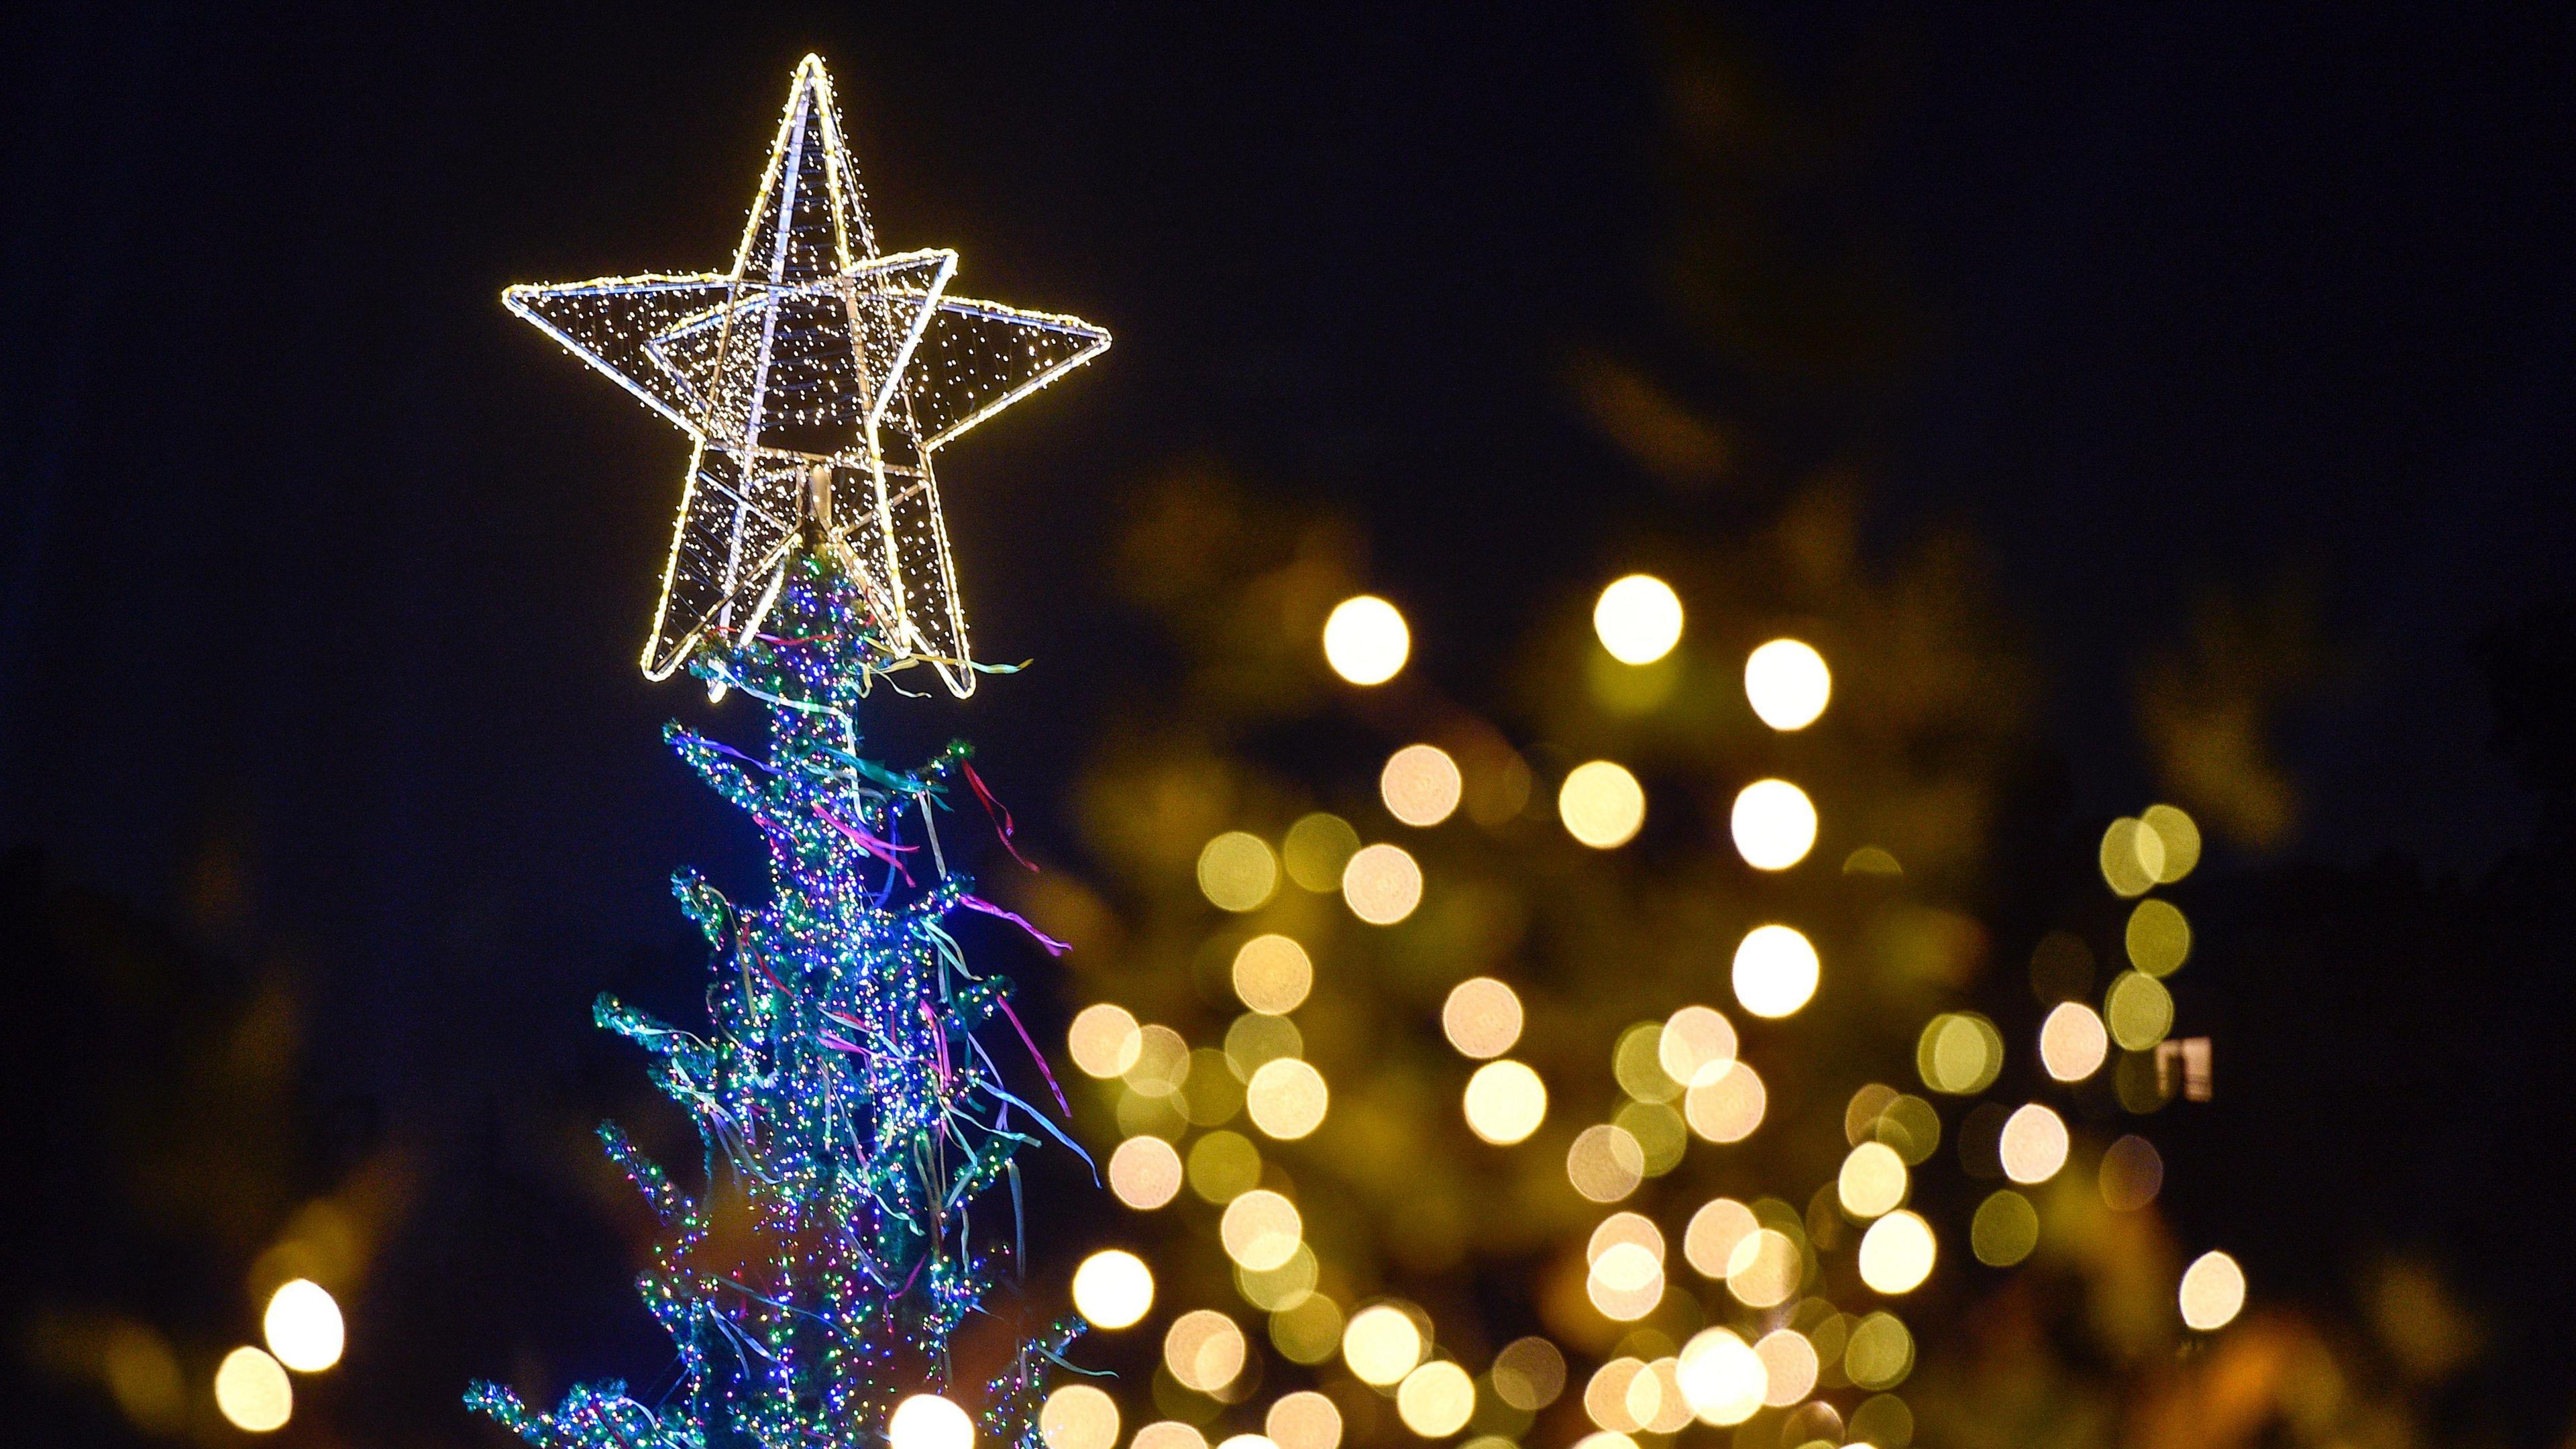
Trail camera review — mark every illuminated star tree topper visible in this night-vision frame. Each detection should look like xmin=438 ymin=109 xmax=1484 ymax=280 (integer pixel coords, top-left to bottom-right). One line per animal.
xmin=505 ymin=54 xmax=1110 ymax=696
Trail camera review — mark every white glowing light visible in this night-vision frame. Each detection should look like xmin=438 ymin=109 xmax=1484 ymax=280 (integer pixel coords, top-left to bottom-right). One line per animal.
xmin=1324 ymin=596 xmax=1410 ymax=684
xmin=890 ymin=1395 xmax=975 ymax=1449
xmin=1731 ymin=924 xmax=1819 ymax=1018
xmin=2180 ymin=1250 xmax=2247 ymax=1330
xmin=1743 ymin=639 xmax=1830 ymax=730
xmin=1730 ymin=780 xmax=1817 ymax=869
xmin=1594 ymin=575 xmax=1684 ymax=664
xmin=262 ymin=1279 xmax=344 ymax=1373
xmin=1858 ymin=1211 xmax=1937 ymax=1295
xmin=213 ymin=1347 xmax=292 ymax=1432
xmin=1071 ymin=1250 xmax=1154 ymax=1328
xmin=504 ymin=57 xmax=1109 ymax=696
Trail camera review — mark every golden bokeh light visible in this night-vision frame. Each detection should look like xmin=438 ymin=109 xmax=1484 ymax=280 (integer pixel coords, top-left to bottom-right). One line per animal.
xmin=1271 ymin=1294 xmax=1344 ymax=1364
xmin=1340 ymin=843 xmax=1424 ymax=925
xmin=1188 ymin=1130 xmax=1263 ymax=1203
xmin=1612 ymin=1022 xmax=1682 ymax=1104
xmin=1199 ymin=832 xmax=1280 ymax=912
xmin=1582 ymin=1358 xmax=1647 ymax=1433
xmin=262 ymin=1279 xmax=343 ymax=1373
xmin=1067 ymin=1004 xmax=1142 ymax=1079
xmin=1998 ymin=1104 xmax=2070 ymax=1185
xmin=2099 ymin=817 xmax=2161 ymax=897
xmin=1235 ymin=1242 xmax=1320 ymax=1313
xmin=1396 ymin=1360 xmax=1476 ymax=1437
xmin=1729 ymin=779 xmax=1817 ymax=870
xmin=1281 ymin=813 xmax=1362 ymax=892
xmin=1165 ymin=1309 xmax=1248 ymax=1393
xmin=2039 ymin=1002 xmax=2110 ymax=1082
xmin=1970 ymin=1189 xmax=2039 ymax=1267
xmin=1566 ymin=1124 xmax=1647 ymax=1202
xmin=1682 ymin=1060 xmax=1766 ymax=1143
xmin=2180 ymin=1250 xmax=2247 ymax=1330
xmin=1232 ymin=935 xmax=1314 ymax=1015
xmin=1224 ymin=1014 xmax=1302 ymax=1083
xmin=2106 ymin=970 xmax=2176 ymax=1051
xmin=1656 ymin=1006 xmax=1738 ymax=1087
xmin=1916 ymin=1012 xmax=2004 ymax=1095
xmin=1724 ymin=1228 xmax=1801 ymax=1308
xmin=1132 ymin=1423 xmax=1208 ymax=1449
xmin=1039 ymin=1384 xmax=1120 ymax=1449
xmin=1682 ymin=1197 xmax=1758 ymax=1279
xmin=1752 ymin=1330 xmax=1818 ymax=1408
xmin=1441 ymin=977 xmax=1524 ymax=1058
xmin=1381 ymin=745 xmax=1464 ymax=827
xmin=1743 ymin=639 xmax=1831 ymax=731
xmin=1843 ymin=1313 xmax=1915 ymax=1391
xmin=1266 ymin=1391 xmax=1344 ymax=1449
xmin=890 ymin=1395 xmax=975 ymax=1449
xmin=1109 ymin=1136 xmax=1185 ymax=1210
xmin=213 ymin=1346 xmax=292 ymax=1432
xmin=1342 ymin=1305 xmax=1426 ymax=1386
xmin=1587 ymin=1212 xmax=1665 ymax=1267
xmin=2100 ymin=1133 xmax=2165 ymax=1211
xmin=1676 ymin=1328 xmax=1765 ymax=1426
xmin=2126 ymin=898 xmax=2192 ymax=977
xmin=1560 ymin=761 xmax=1647 ymax=849
xmin=1463 ymin=1059 xmax=1548 ymax=1144
xmin=1731 ymin=924 xmax=1819 ymax=1018
xmin=1124 ymin=1025 xmax=1192 ymax=1098
xmin=1216 ymin=1436 xmax=1278 ymax=1449
xmin=1837 ymin=1142 xmax=1908 ymax=1219
xmin=1491 ymin=1337 xmax=1568 ymax=1412
xmin=1593 ymin=574 xmax=1685 ymax=664
xmin=1324 ymin=595 xmax=1409 ymax=685
xmin=1070 ymin=1250 xmax=1154 ymax=1329
xmin=1587 ymin=1241 xmax=1666 ymax=1322
xmin=1858 ymin=1210 xmax=1936 ymax=1295
xmin=2142 ymin=803 xmax=2202 ymax=882
xmin=1613 ymin=1099 xmax=1688 ymax=1177
xmin=1220 ymin=1190 xmax=1304 ymax=1271
xmin=1244 ymin=1058 xmax=1330 ymax=1139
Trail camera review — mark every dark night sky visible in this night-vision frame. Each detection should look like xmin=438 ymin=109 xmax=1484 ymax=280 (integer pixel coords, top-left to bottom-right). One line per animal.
xmin=4 ymin=0 xmax=2573 ymax=1438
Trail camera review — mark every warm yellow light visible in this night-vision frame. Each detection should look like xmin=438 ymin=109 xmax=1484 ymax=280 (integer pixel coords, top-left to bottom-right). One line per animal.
xmin=1395 ymin=1361 xmax=1475 ymax=1437
xmin=1594 ymin=575 xmax=1684 ymax=665
xmin=1281 ymin=812 xmax=1361 ymax=892
xmin=1566 ymin=1124 xmax=1646 ymax=1203
xmin=262 ymin=1279 xmax=343 ymax=1373
xmin=1837 ymin=1142 xmax=1907 ymax=1219
xmin=1232 ymin=935 xmax=1313 ymax=1015
xmin=1751 ymin=1330 xmax=1817 ymax=1408
xmin=1236 ymin=1242 xmax=1320 ymax=1311
xmin=1123 ymin=1025 xmax=1192 ymax=1097
xmin=1070 ymin=1250 xmax=1154 ymax=1328
xmin=1165 ymin=1309 xmax=1248 ymax=1393
xmin=1582 ymin=1358 xmax=1646 ymax=1432
xmin=1220 ymin=1189 xmax=1304 ymax=1271
xmin=1245 ymin=1059 xmax=1330 ymax=1139
xmin=1188 ymin=1130 xmax=1263 ymax=1203
xmin=1916 ymin=1012 xmax=2004 ymax=1095
xmin=1681 ymin=1198 xmax=1758 ymax=1279
xmin=1682 ymin=1060 xmax=1766 ymax=1143
xmin=2126 ymin=898 xmax=2192 ymax=977
xmin=1340 ymin=843 xmax=1423 ymax=925
xmin=1216 ymin=1435 xmax=1279 ymax=1449
xmin=1560 ymin=761 xmax=1646 ymax=849
xmin=213 ymin=1346 xmax=291 ymax=1432
xmin=1858 ymin=1210 xmax=1937 ymax=1295
xmin=1843 ymin=1312 xmax=1914 ymax=1391
xmin=1731 ymin=924 xmax=1819 ymax=1018
xmin=1067 ymin=1004 xmax=1142 ymax=1078
xmin=1656 ymin=1006 xmax=1737 ymax=1087
xmin=1199 ymin=832 xmax=1279 ymax=912
xmin=1381 ymin=745 xmax=1463 ymax=827
xmin=1970 ymin=1189 xmax=2039 ymax=1267
xmin=1039 ymin=1385 xmax=1118 ymax=1449
xmin=1266 ymin=1391 xmax=1344 ymax=1449
xmin=1462 ymin=1060 xmax=1548 ymax=1144
xmin=1441 ymin=977 xmax=1523 ymax=1058
xmin=1324 ymin=595 xmax=1409 ymax=685
xmin=1743 ymin=639 xmax=1830 ymax=731
xmin=2141 ymin=803 xmax=2202 ymax=882
xmin=890 ymin=1395 xmax=975 ymax=1449
xmin=1491 ymin=1337 xmax=1568 ymax=1412
xmin=1998 ymin=1104 xmax=2069 ymax=1184
xmin=1676 ymin=1328 xmax=1765 ymax=1426
xmin=2099 ymin=818 xmax=2160 ymax=897
xmin=2039 ymin=1002 xmax=2109 ymax=1081
xmin=2106 ymin=970 xmax=2176 ymax=1051
xmin=1723 ymin=1228 xmax=1800 ymax=1308
xmin=1585 ymin=1239 xmax=1665 ymax=1322
xmin=1269 ymin=1294 xmax=1345 ymax=1365
xmin=2180 ymin=1250 xmax=2247 ymax=1330
xmin=1132 ymin=1423 xmax=1209 ymax=1449
xmin=1108 ymin=1136 xmax=1185 ymax=1210
xmin=1729 ymin=780 xmax=1816 ymax=869
xmin=1342 ymin=1305 xmax=1426 ymax=1386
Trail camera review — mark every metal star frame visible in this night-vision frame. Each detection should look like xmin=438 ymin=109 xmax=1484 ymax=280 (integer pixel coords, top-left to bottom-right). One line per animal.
xmin=504 ymin=55 xmax=1110 ymax=696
